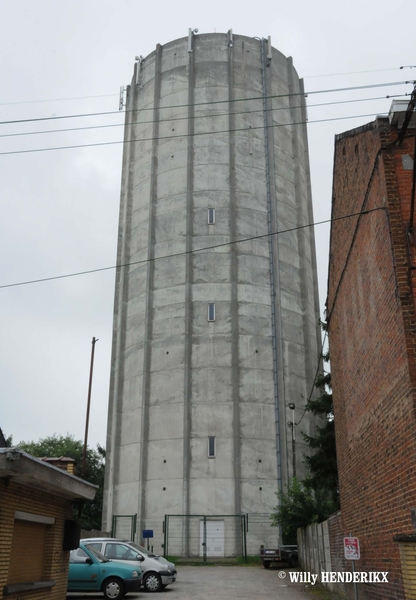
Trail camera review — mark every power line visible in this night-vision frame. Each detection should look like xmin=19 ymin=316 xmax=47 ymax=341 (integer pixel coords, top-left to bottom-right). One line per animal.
xmin=0 ymin=80 xmax=412 ymax=127
xmin=1 ymin=66 xmax=414 ymax=108
xmin=295 ymin=329 xmax=328 ymax=430
xmin=0 ymin=111 xmax=393 ymax=157
xmin=0 ymin=94 xmax=407 ymax=141
xmin=326 ymin=128 xmax=410 ymax=326
xmin=327 ymin=147 xmax=389 ymax=326
xmin=304 ymin=65 xmax=416 ymax=79
xmin=0 ymin=93 xmax=119 ymax=107
xmin=0 ymin=206 xmax=386 ymax=290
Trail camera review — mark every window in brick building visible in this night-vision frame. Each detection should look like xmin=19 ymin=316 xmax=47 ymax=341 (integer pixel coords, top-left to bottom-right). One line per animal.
xmin=7 ymin=511 xmax=55 ymax=589
xmin=8 ymin=520 xmax=47 ymax=584
xmin=402 ymin=154 xmax=414 ymax=170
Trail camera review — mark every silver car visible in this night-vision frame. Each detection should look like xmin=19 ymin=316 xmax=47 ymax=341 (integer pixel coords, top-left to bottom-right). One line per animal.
xmin=82 ymin=538 xmax=177 ymax=593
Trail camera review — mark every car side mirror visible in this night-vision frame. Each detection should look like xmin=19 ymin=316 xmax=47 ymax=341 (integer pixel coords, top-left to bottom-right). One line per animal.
xmin=137 ymin=554 xmax=145 ymax=562
xmin=86 ymin=558 xmax=94 ymax=564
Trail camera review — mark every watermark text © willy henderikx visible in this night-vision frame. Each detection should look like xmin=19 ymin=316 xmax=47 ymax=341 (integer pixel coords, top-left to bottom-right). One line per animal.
xmin=277 ymin=571 xmax=389 ymax=585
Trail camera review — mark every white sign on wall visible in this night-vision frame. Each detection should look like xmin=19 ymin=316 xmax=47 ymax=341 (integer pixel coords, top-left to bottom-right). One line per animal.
xmin=344 ymin=537 xmax=360 ymax=560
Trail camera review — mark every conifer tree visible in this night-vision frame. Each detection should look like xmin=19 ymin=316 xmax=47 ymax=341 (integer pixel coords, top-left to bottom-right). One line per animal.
xmin=271 ymin=321 xmax=339 ymax=542
xmin=302 ymin=347 xmax=339 ymax=503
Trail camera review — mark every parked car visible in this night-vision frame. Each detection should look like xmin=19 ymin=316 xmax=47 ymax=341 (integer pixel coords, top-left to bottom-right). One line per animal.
xmin=82 ymin=537 xmax=177 ymax=593
xmin=68 ymin=543 xmax=142 ymax=599
xmin=259 ymin=544 xmax=298 ymax=568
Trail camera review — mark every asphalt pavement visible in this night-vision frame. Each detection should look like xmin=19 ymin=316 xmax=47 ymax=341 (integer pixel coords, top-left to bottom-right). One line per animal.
xmin=67 ymin=565 xmax=336 ymax=600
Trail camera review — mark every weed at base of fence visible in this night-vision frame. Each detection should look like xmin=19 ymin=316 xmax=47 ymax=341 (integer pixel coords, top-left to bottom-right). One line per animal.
xmin=167 ymin=556 xmax=262 ymax=567
xmin=235 ymin=556 xmax=262 ymax=566
xmin=305 ymin=585 xmax=348 ymax=600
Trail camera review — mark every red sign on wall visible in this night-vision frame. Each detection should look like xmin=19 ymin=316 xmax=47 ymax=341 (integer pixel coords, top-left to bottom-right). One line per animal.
xmin=344 ymin=537 xmax=360 ymax=560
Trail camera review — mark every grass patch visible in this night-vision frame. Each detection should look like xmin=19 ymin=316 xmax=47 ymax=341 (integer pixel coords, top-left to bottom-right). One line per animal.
xmin=165 ymin=555 xmax=262 ymax=567
xmin=235 ymin=556 xmax=262 ymax=566
xmin=305 ymin=584 xmax=348 ymax=600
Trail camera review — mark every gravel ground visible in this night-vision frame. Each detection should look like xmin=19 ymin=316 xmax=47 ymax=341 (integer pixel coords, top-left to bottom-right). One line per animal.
xmin=67 ymin=565 xmax=334 ymax=600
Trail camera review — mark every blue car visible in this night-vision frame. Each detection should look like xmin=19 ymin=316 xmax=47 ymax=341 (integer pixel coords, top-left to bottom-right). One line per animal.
xmin=68 ymin=543 xmax=142 ymax=599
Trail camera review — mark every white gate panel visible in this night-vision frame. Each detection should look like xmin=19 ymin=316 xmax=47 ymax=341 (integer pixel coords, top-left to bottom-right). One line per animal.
xmin=200 ymin=520 xmax=225 ymax=557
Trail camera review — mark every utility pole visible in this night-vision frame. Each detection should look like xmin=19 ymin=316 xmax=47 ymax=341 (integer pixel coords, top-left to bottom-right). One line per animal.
xmin=82 ymin=337 xmax=98 ymax=477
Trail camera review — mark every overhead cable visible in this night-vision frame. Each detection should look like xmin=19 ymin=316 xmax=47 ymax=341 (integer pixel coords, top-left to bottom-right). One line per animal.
xmin=0 ymin=206 xmax=386 ymax=290
xmin=1 ymin=66 xmax=414 ymax=107
xmin=0 ymin=94 xmax=407 ymax=141
xmin=0 ymin=93 xmax=119 ymax=107
xmin=304 ymin=65 xmax=416 ymax=79
xmin=0 ymin=80 xmax=412 ymax=127
xmin=0 ymin=112 xmax=393 ymax=157
xmin=327 ymin=138 xmax=400 ymax=325
xmin=295 ymin=330 xmax=329 ymax=430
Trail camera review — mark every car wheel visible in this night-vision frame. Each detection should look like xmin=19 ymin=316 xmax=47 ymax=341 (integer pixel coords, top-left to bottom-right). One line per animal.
xmin=288 ymin=554 xmax=298 ymax=568
xmin=263 ymin=560 xmax=271 ymax=569
xmin=102 ymin=577 xmax=125 ymax=599
xmin=144 ymin=572 xmax=162 ymax=592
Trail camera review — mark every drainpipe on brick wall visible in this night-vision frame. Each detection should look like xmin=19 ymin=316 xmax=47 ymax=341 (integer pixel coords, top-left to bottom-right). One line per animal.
xmin=408 ymin=128 xmax=416 ymax=233
xmin=398 ymin=84 xmax=416 ymax=231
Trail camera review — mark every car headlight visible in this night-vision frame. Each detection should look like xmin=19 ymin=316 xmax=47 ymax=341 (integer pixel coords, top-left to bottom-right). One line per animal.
xmin=132 ymin=570 xmax=139 ymax=577
xmin=167 ymin=569 xmax=172 ymax=574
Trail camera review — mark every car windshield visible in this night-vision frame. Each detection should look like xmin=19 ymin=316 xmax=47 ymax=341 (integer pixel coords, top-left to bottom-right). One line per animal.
xmin=85 ymin=545 xmax=110 ymax=563
xmin=127 ymin=542 xmax=159 ymax=558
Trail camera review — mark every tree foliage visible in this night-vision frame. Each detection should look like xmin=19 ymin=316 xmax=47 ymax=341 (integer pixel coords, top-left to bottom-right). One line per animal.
xmin=271 ymin=321 xmax=339 ymax=541
xmin=302 ymin=363 xmax=338 ymax=503
xmin=271 ymin=478 xmax=339 ymax=544
xmin=18 ymin=433 xmax=105 ymax=530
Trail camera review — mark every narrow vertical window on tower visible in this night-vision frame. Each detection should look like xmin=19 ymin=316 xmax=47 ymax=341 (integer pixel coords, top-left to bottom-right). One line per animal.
xmin=208 ymin=303 xmax=215 ymax=322
xmin=208 ymin=436 xmax=216 ymax=458
xmin=207 ymin=208 xmax=215 ymax=224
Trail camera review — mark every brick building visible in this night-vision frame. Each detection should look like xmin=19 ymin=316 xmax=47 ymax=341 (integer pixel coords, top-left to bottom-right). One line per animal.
xmin=0 ymin=448 xmax=96 ymax=600
xmin=327 ymin=99 xmax=416 ymax=600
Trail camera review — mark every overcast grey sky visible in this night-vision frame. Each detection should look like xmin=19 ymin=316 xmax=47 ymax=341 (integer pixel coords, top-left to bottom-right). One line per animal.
xmin=1 ymin=0 xmax=414 ymax=449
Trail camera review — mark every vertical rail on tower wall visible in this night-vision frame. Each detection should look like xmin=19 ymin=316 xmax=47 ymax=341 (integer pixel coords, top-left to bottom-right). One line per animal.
xmin=243 ymin=514 xmax=248 ymax=562
xmin=132 ymin=513 xmax=137 ymax=540
xmin=261 ymin=38 xmax=283 ymax=515
xmin=203 ymin=516 xmax=207 ymax=564
xmin=266 ymin=36 xmax=272 ymax=65
xmin=163 ymin=515 xmax=167 ymax=557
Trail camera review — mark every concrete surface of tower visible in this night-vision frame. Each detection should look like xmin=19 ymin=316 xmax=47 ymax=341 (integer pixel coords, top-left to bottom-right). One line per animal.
xmin=103 ymin=31 xmax=322 ymax=556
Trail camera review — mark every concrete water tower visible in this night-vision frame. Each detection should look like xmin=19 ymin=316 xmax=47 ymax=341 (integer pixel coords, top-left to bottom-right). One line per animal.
xmin=103 ymin=30 xmax=322 ymax=556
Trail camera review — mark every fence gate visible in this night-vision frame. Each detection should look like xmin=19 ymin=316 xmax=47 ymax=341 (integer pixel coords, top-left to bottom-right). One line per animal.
xmin=111 ymin=514 xmax=137 ymax=540
xmin=163 ymin=514 xmax=247 ymax=563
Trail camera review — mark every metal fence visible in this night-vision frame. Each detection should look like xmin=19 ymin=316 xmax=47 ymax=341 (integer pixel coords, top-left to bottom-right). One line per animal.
xmin=111 ymin=514 xmax=137 ymax=540
xmin=163 ymin=514 xmax=247 ymax=562
xmin=103 ymin=512 xmax=278 ymax=560
xmin=81 ymin=529 xmax=111 ymax=539
xmin=245 ymin=513 xmax=280 ymax=556
xmin=163 ymin=513 xmax=279 ymax=561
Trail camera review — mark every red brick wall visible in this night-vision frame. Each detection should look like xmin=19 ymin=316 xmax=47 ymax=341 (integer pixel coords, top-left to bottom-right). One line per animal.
xmin=327 ymin=118 xmax=416 ymax=600
xmin=328 ymin=512 xmax=348 ymax=574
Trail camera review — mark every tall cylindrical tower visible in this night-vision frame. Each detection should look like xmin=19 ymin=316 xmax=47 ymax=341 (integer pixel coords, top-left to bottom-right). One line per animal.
xmin=103 ymin=31 xmax=321 ymax=555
